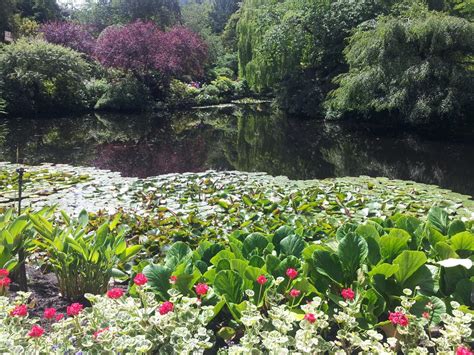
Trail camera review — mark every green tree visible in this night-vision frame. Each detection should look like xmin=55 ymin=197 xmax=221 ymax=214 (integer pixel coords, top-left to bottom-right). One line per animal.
xmin=209 ymin=0 xmax=239 ymax=33
xmin=0 ymin=0 xmax=17 ymax=32
xmin=0 ymin=39 xmax=92 ymax=116
xmin=237 ymin=0 xmax=392 ymax=116
xmin=326 ymin=9 xmax=474 ymax=124
xmin=16 ymin=0 xmax=61 ymax=22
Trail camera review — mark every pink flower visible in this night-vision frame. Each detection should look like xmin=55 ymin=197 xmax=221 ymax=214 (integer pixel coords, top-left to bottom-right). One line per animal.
xmin=286 ymin=268 xmax=298 ymax=279
xmin=304 ymin=313 xmax=316 ymax=323
xmin=67 ymin=303 xmax=83 ymax=317
xmin=195 ymin=283 xmax=209 ymax=296
xmin=169 ymin=275 xmax=177 ymax=284
xmin=158 ymin=301 xmax=174 ymax=315
xmin=55 ymin=313 xmax=64 ymax=321
xmin=107 ymin=288 xmax=124 ymax=299
xmin=44 ymin=308 xmax=57 ymax=319
xmin=388 ymin=311 xmax=409 ymax=327
xmin=422 ymin=312 xmax=430 ymax=319
xmin=93 ymin=326 xmax=110 ymax=339
xmin=256 ymin=275 xmax=267 ymax=285
xmin=28 ymin=325 xmax=44 ymax=338
xmin=10 ymin=304 xmax=28 ymax=317
xmin=134 ymin=273 xmax=148 ymax=286
xmin=457 ymin=346 xmax=473 ymax=355
xmin=0 ymin=277 xmax=11 ymax=287
xmin=341 ymin=288 xmax=355 ymax=301
xmin=0 ymin=269 xmax=9 ymax=277
xmin=289 ymin=288 xmax=301 ymax=298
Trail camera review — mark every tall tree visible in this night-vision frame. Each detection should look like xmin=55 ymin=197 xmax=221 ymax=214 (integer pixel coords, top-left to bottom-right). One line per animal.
xmin=209 ymin=0 xmax=239 ymax=33
xmin=0 ymin=0 xmax=17 ymax=32
xmin=16 ymin=0 xmax=61 ymax=22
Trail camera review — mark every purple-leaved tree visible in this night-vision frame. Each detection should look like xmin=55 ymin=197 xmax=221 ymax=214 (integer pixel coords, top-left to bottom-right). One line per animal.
xmin=40 ymin=21 xmax=96 ymax=55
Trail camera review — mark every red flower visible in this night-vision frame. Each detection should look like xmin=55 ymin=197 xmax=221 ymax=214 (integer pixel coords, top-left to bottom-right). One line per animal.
xmin=55 ymin=313 xmax=64 ymax=321
xmin=67 ymin=303 xmax=83 ymax=317
xmin=0 ymin=269 xmax=9 ymax=277
xmin=457 ymin=346 xmax=473 ymax=355
xmin=341 ymin=288 xmax=355 ymax=301
xmin=158 ymin=301 xmax=174 ymax=315
xmin=304 ymin=313 xmax=316 ymax=323
xmin=28 ymin=325 xmax=44 ymax=338
xmin=10 ymin=304 xmax=28 ymax=317
xmin=289 ymin=288 xmax=301 ymax=298
xmin=134 ymin=273 xmax=148 ymax=286
xmin=286 ymin=268 xmax=298 ymax=279
xmin=169 ymin=275 xmax=177 ymax=283
xmin=388 ymin=311 xmax=409 ymax=327
xmin=195 ymin=283 xmax=209 ymax=296
xmin=422 ymin=312 xmax=430 ymax=319
xmin=0 ymin=277 xmax=11 ymax=287
xmin=107 ymin=288 xmax=124 ymax=299
xmin=44 ymin=308 xmax=57 ymax=319
xmin=256 ymin=275 xmax=267 ymax=285
xmin=93 ymin=326 xmax=110 ymax=339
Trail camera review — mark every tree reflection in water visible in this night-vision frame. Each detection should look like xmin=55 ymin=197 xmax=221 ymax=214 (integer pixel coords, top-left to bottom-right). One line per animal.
xmin=0 ymin=105 xmax=473 ymax=196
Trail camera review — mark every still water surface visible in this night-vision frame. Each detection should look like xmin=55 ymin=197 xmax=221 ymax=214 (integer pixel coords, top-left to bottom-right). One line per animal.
xmin=1 ymin=104 xmax=473 ymax=196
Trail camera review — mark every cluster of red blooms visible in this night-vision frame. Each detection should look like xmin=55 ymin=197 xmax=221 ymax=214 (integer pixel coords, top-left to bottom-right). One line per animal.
xmin=457 ymin=346 xmax=474 ymax=355
xmin=0 ymin=269 xmax=11 ymax=294
xmin=341 ymin=288 xmax=355 ymax=301
xmin=388 ymin=311 xmax=409 ymax=327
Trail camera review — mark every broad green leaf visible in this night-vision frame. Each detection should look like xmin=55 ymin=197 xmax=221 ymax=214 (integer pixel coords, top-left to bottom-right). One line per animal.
xmin=412 ymin=296 xmax=446 ymax=324
xmin=404 ymin=265 xmax=439 ymax=295
xmin=427 ymin=207 xmax=449 ymax=235
xmin=393 ymin=251 xmax=427 ymax=284
xmin=280 ymin=235 xmax=305 ymax=257
xmin=369 ymin=263 xmax=399 ymax=279
xmin=165 ymin=242 xmax=193 ymax=269
xmin=7 ymin=216 xmax=28 ymax=238
xmin=211 ymin=250 xmax=235 ymax=266
xmin=312 ymin=250 xmax=344 ymax=284
xmin=143 ymin=264 xmax=171 ymax=301
xmin=214 ymin=270 xmax=244 ymax=304
xmin=78 ymin=210 xmax=89 ymax=228
xmin=448 ymin=220 xmax=466 ymax=237
xmin=450 ymin=231 xmax=474 ymax=251
xmin=379 ymin=229 xmax=410 ymax=260
xmin=338 ymin=233 xmax=368 ymax=282
xmin=242 ymin=233 xmax=268 ymax=258
xmin=434 ymin=242 xmax=458 ymax=260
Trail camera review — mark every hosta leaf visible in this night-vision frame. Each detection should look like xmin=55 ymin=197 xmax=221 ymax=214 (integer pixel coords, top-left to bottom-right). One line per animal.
xmin=412 ymin=296 xmax=446 ymax=324
xmin=242 ymin=233 xmax=268 ymax=258
xmin=312 ymin=250 xmax=344 ymax=284
xmin=143 ymin=264 xmax=171 ymax=301
xmin=369 ymin=263 xmax=399 ymax=279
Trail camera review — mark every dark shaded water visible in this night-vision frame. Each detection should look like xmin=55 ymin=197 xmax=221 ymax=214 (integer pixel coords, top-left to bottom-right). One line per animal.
xmin=1 ymin=104 xmax=473 ymax=196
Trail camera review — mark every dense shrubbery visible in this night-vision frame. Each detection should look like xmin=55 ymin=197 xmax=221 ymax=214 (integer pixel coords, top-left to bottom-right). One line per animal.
xmin=237 ymin=0 xmax=474 ymax=124
xmin=0 ymin=39 xmax=92 ymax=116
xmin=326 ymin=9 xmax=474 ymax=124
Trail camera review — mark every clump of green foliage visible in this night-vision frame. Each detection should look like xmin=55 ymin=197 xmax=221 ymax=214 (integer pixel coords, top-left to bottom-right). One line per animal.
xmin=0 ymin=39 xmax=92 ymax=116
xmin=326 ymin=8 xmax=474 ymax=124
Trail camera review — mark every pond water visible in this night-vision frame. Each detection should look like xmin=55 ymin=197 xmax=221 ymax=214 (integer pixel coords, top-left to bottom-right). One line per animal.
xmin=1 ymin=104 xmax=473 ymax=196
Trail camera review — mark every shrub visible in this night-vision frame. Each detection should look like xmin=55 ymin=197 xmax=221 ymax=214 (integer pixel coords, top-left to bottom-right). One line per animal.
xmin=29 ymin=210 xmax=141 ymax=300
xmin=94 ymin=75 xmax=151 ymax=112
xmin=326 ymin=9 xmax=474 ymax=124
xmin=40 ymin=21 xmax=96 ymax=55
xmin=0 ymin=39 xmax=92 ymax=116
xmin=166 ymin=79 xmax=199 ymax=108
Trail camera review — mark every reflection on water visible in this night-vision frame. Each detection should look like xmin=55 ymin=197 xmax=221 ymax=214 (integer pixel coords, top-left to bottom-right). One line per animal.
xmin=0 ymin=104 xmax=473 ymax=196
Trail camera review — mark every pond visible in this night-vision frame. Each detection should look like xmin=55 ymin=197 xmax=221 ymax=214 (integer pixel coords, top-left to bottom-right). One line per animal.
xmin=1 ymin=104 xmax=473 ymax=196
